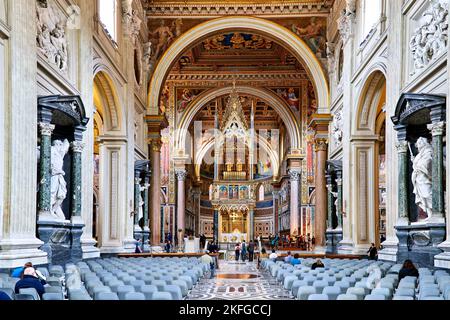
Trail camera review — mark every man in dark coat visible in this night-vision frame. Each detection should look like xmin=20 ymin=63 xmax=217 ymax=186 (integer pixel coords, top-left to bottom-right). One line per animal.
xmin=247 ymin=240 xmax=255 ymax=262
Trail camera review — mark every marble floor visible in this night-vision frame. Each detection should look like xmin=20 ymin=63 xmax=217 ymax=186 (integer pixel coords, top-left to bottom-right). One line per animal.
xmin=186 ymin=259 xmax=293 ymax=300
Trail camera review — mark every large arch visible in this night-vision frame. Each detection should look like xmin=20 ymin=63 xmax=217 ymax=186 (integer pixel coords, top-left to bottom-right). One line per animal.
xmin=92 ymin=69 xmax=130 ymax=253
xmin=148 ymin=16 xmax=329 ymax=115
xmin=176 ymin=86 xmax=302 ymax=153
xmin=194 ymin=133 xmax=280 ymax=181
xmin=350 ymin=69 xmax=387 ymax=252
xmin=93 ymin=70 xmax=124 ymax=133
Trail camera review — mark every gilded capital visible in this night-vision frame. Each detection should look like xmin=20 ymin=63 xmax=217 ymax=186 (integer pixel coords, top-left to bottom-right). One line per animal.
xmin=314 ymin=139 xmax=328 ymax=152
xmin=149 ymin=138 xmax=163 ymax=152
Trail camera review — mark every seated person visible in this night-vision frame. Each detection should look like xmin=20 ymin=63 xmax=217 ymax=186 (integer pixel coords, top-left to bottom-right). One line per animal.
xmin=311 ymin=258 xmax=325 ymax=270
xmin=269 ymin=249 xmax=278 ymax=261
xmin=398 ymin=259 xmax=419 ymax=281
xmin=0 ymin=291 xmax=12 ymax=301
xmin=284 ymin=251 xmax=293 ymax=264
xmin=200 ymin=251 xmax=215 ymax=279
xmin=11 ymin=262 xmax=33 ymax=279
xmin=290 ymin=253 xmax=301 ymax=266
xmin=14 ymin=267 xmax=45 ymax=298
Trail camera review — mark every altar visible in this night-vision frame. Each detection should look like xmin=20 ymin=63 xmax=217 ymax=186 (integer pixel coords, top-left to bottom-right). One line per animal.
xmin=221 ymin=233 xmax=247 ymax=243
xmin=184 ymin=237 xmax=200 ymax=253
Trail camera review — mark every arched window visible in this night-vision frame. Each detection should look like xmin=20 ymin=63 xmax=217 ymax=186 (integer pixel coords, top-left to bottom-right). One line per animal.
xmin=362 ymin=0 xmax=381 ymax=38
xmin=99 ymin=0 xmax=117 ymax=42
xmin=259 ymin=185 xmax=265 ymax=201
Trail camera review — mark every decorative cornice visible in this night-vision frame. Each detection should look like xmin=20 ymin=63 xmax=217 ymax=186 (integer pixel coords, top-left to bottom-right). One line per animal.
xmin=166 ymin=73 xmax=309 ymax=82
xmin=145 ymin=1 xmax=332 ymax=17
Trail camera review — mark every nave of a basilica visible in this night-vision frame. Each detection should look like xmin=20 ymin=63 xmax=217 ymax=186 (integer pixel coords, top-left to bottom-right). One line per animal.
xmin=0 ymin=0 xmax=449 ymax=277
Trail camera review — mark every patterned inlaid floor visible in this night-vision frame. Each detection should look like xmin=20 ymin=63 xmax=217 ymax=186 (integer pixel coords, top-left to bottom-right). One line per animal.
xmin=186 ymin=260 xmax=294 ymax=300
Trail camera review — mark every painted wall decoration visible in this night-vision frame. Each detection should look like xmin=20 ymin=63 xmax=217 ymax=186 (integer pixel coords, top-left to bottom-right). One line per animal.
xmin=161 ymin=128 xmax=170 ymax=187
xmin=202 ymin=32 xmax=273 ymax=50
xmin=239 ymin=186 xmax=248 ymax=199
xmin=219 ymin=185 xmax=228 ymax=199
xmin=176 ymin=88 xmax=205 ymax=113
xmin=288 ymin=17 xmax=327 ymax=59
xmin=271 ymin=87 xmax=300 ymax=119
xmin=257 ymin=159 xmax=272 ymax=177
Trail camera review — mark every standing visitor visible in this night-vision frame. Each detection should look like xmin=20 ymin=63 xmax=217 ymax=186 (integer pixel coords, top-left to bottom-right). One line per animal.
xmin=241 ymin=240 xmax=247 ymax=261
xmin=248 ymin=240 xmax=255 ymax=262
xmin=235 ymin=243 xmax=241 ymax=261
xmin=367 ymin=243 xmax=378 ymax=260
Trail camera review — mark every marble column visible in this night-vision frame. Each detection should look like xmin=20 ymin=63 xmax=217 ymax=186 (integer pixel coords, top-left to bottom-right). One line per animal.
xmin=427 ymin=121 xmax=445 ymax=222
xmin=326 ymin=181 xmax=334 ymax=230
xmin=37 ymin=121 xmax=54 ymax=220
xmin=288 ymin=169 xmax=301 ymax=235
xmin=395 ymin=136 xmax=409 ymax=226
xmin=213 ymin=209 xmax=219 ymax=242
xmin=133 ymin=170 xmax=141 ymax=231
xmin=314 ymin=139 xmax=328 ymax=247
xmin=0 ymin=0 xmax=47 ymax=268
xmin=150 ymin=139 xmax=162 ymax=245
xmin=70 ymin=139 xmax=85 ymax=224
xmin=143 ymin=172 xmax=150 ymax=232
xmin=272 ymin=190 xmax=279 ymax=234
xmin=176 ymin=169 xmax=187 ymax=245
xmin=336 ymin=175 xmax=343 ymax=229
xmin=249 ymin=208 xmax=254 ymax=241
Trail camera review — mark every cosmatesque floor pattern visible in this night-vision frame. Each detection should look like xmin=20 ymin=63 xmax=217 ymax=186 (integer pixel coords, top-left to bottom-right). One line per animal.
xmin=186 ymin=259 xmax=294 ymax=300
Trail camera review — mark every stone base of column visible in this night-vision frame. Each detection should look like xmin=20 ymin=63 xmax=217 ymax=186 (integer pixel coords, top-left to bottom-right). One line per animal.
xmin=99 ymin=245 xmax=126 ymax=255
xmin=37 ymin=220 xmax=84 ymax=265
xmin=133 ymin=230 xmax=150 ymax=252
xmin=80 ymin=238 xmax=100 ymax=260
xmin=337 ymin=239 xmax=354 ymax=254
xmin=313 ymin=246 xmax=327 ymax=254
xmin=123 ymin=238 xmax=138 ymax=253
xmin=0 ymin=238 xmax=48 ymax=269
xmin=325 ymin=229 xmax=343 ymax=254
xmin=395 ymin=223 xmax=446 ymax=267
xmin=434 ymin=241 xmax=450 ymax=269
xmin=378 ymin=238 xmax=399 ymax=262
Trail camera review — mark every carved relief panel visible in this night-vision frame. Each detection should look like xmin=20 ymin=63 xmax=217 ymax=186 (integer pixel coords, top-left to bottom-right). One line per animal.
xmin=36 ymin=0 xmax=71 ymax=74
xmin=405 ymin=0 xmax=448 ymax=81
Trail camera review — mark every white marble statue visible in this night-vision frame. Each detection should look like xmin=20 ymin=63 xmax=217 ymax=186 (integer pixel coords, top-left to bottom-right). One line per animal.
xmin=50 ymin=139 xmax=70 ymax=220
xmin=50 ymin=22 xmax=68 ymax=71
xmin=411 ymin=137 xmax=433 ymax=219
xmin=138 ymin=185 xmax=145 ymax=220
